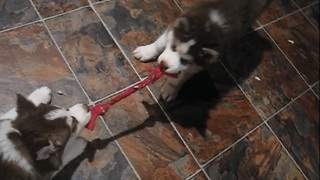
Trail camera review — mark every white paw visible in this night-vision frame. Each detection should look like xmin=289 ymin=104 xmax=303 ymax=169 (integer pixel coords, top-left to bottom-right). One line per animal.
xmin=133 ymin=44 xmax=158 ymax=62
xmin=161 ymin=82 xmax=179 ymax=102
xmin=28 ymin=86 xmax=52 ymax=106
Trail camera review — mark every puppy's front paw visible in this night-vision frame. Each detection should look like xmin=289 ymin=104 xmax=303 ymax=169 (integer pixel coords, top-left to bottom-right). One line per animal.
xmin=28 ymin=86 xmax=52 ymax=105
xmin=133 ymin=44 xmax=158 ymax=62
xmin=161 ymin=82 xmax=179 ymax=102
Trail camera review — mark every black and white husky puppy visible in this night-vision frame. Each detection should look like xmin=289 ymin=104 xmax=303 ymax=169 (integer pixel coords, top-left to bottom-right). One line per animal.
xmin=0 ymin=87 xmax=91 ymax=179
xmin=134 ymin=0 xmax=271 ymax=101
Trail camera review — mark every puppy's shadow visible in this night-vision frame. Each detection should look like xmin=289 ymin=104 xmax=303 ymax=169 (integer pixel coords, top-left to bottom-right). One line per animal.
xmin=160 ymin=30 xmax=272 ymax=137
xmin=52 ymin=104 xmax=164 ymax=180
xmin=53 ymin=30 xmax=272 ymax=179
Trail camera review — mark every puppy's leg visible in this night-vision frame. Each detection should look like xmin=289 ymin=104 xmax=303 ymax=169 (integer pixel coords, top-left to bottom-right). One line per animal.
xmin=161 ymin=65 xmax=203 ymax=102
xmin=0 ymin=86 xmax=52 ymax=120
xmin=133 ymin=30 xmax=169 ymax=61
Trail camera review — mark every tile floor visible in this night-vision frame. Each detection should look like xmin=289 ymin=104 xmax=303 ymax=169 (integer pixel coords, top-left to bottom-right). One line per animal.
xmin=0 ymin=0 xmax=319 ymax=179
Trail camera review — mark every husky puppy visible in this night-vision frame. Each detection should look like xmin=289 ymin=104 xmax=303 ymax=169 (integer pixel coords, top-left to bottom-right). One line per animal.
xmin=0 ymin=87 xmax=91 ymax=179
xmin=134 ymin=0 xmax=271 ymax=101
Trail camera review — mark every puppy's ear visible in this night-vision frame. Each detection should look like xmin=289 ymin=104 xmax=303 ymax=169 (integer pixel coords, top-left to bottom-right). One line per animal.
xmin=16 ymin=94 xmax=36 ymax=116
xmin=174 ymin=17 xmax=195 ymax=36
xmin=202 ymin=47 xmax=219 ymax=64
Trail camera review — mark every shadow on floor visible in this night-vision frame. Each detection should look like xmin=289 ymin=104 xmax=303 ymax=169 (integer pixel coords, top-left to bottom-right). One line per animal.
xmin=53 ymin=30 xmax=272 ymax=179
xmin=160 ymin=29 xmax=272 ymax=137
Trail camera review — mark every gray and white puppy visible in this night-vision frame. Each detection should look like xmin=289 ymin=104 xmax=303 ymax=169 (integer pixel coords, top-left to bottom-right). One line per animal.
xmin=134 ymin=0 xmax=271 ymax=101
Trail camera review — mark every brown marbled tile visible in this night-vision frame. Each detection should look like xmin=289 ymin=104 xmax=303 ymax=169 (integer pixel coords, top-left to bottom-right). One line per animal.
xmin=0 ymin=23 xmax=88 ymax=115
xmin=223 ymin=29 xmax=308 ymax=119
xmin=268 ymin=90 xmax=319 ymax=179
xmin=265 ymin=12 xmax=319 ymax=85
xmin=45 ymin=7 xmax=139 ymax=101
xmin=258 ymin=0 xmax=298 ymax=25
xmin=205 ymin=125 xmax=305 ymax=179
xmin=303 ymin=3 xmax=319 ymax=30
xmin=94 ymin=0 xmax=181 ymax=77
xmin=0 ymin=0 xmax=39 ymax=31
xmin=154 ymin=63 xmax=262 ymax=164
xmin=293 ymin=0 xmax=319 ymax=8
xmin=101 ymin=89 xmax=200 ymax=179
xmin=32 ymin=0 xmax=89 ymax=18
xmin=53 ymin=119 xmax=138 ymax=179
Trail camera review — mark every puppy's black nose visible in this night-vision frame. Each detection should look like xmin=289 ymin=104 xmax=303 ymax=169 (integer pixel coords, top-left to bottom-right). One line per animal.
xmin=160 ymin=61 xmax=168 ymax=70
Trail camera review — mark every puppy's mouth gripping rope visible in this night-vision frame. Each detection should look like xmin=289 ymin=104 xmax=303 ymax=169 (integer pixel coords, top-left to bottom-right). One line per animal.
xmin=86 ymin=66 xmax=177 ymax=130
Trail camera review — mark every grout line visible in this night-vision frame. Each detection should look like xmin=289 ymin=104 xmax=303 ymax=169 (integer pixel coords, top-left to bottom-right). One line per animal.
xmin=310 ymin=81 xmax=319 ymax=99
xmin=171 ymin=0 xmax=184 ymax=12
xmin=202 ymin=85 xmax=309 ymax=168
xmin=264 ymin=122 xmax=310 ymax=179
xmin=0 ymin=20 xmax=41 ymax=34
xmin=257 ymin=1 xmax=319 ymax=30
xmin=261 ymin=27 xmax=313 ymax=88
xmin=263 ymin=88 xmax=310 ymax=123
xmin=292 ymin=0 xmax=319 ymax=32
xmin=185 ymin=169 xmax=207 ymax=180
xmin=0 ymin=5 xmax=90 ymax=34
xmin=202 ymin=121 xmax=265 ymax=167
xmin=41 ymin=5 xmax=90 ymax=22
xmin=88 ymin=0 xmax=142 ymax=81
xmin=99 ymin=116 xmax=142 ymax=180
xmin=219 ymin=61 xmax=267 ymax=120
xmin=91 ymin=0 xmax=114 ymax=6
xmin=262 ymin=88 xmax=312 ymax=179
xmin=145 ymin=87 xmax=211 ymax=179
xmin=27 ymin=0 xmax=93 ymax=105
xmin=87 ymin=0 xmax=143 ymax=179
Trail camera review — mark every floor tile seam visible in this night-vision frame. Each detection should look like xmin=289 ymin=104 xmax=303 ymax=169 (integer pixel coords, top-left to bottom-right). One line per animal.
xmin=0 ymin=4 xmax=94 ymax=34
xmin=26 ymin=0 xmax=140 ymax=177
xmin=257 ymin=2 xmax=318 ymax=31
xmin=171 ymin=0 xmax=184 ymax=12
xmin=219 ymin=61 xmax=267 ymax=121
xmin=202 ymin=120 xmax=265 ymax=167
xmin=264 ymin=121 xmax=310 ymax=180
xmin=98 ymin=117 xmax=142 ymax=180
xmin=0 ymin=19 xmax=41 ymax=34
xmin=291 ymin=0 xmax=320 ymax=32
xmin=145 ymin=86 xmax=211 ymax=179
xmin=27 ymin=0 xmax=94 ymax=105
xmin=261 ymin=27 xmax=312 ymax=87
xmin=185 ymin=169 xmax=208 ymax=180
xmin=91 ymin=0 xmax=113 ymax=6
xmin=41 ymin=5 xmax=91 ymax=22
xmin=310 ymin=81 xmax=319 ymax=99
xmin=88 ymin=0 xmax=143 ymax=81
xmin=263 ymin=88 xmax=310 ymax=123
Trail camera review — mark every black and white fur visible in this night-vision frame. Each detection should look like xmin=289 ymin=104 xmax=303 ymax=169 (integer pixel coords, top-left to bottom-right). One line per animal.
xmin=134 ymin=0 xmax=271 ymax=101
xmin=0 ymin=87 xmax=91 ymax=179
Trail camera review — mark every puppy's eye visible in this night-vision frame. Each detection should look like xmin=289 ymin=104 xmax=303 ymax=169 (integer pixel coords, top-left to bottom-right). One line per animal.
xmin=171 ymin=45 xmax=176 ymax=51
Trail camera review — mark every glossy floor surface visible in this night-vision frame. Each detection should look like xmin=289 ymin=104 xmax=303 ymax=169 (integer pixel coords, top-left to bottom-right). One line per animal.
xmin=0 ymin=0 xmax=319 ymax=179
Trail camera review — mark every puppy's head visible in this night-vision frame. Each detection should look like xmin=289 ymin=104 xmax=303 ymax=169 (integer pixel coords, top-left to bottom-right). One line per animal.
xmin=158 ymin=15 xmax=223 ymax=73
xmin=12 ymin=94 xmax=91 ymax=170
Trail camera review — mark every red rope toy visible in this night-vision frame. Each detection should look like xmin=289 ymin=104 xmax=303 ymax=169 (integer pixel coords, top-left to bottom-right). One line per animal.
xmin=86 ymin=65 xmax=177 ymax=130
